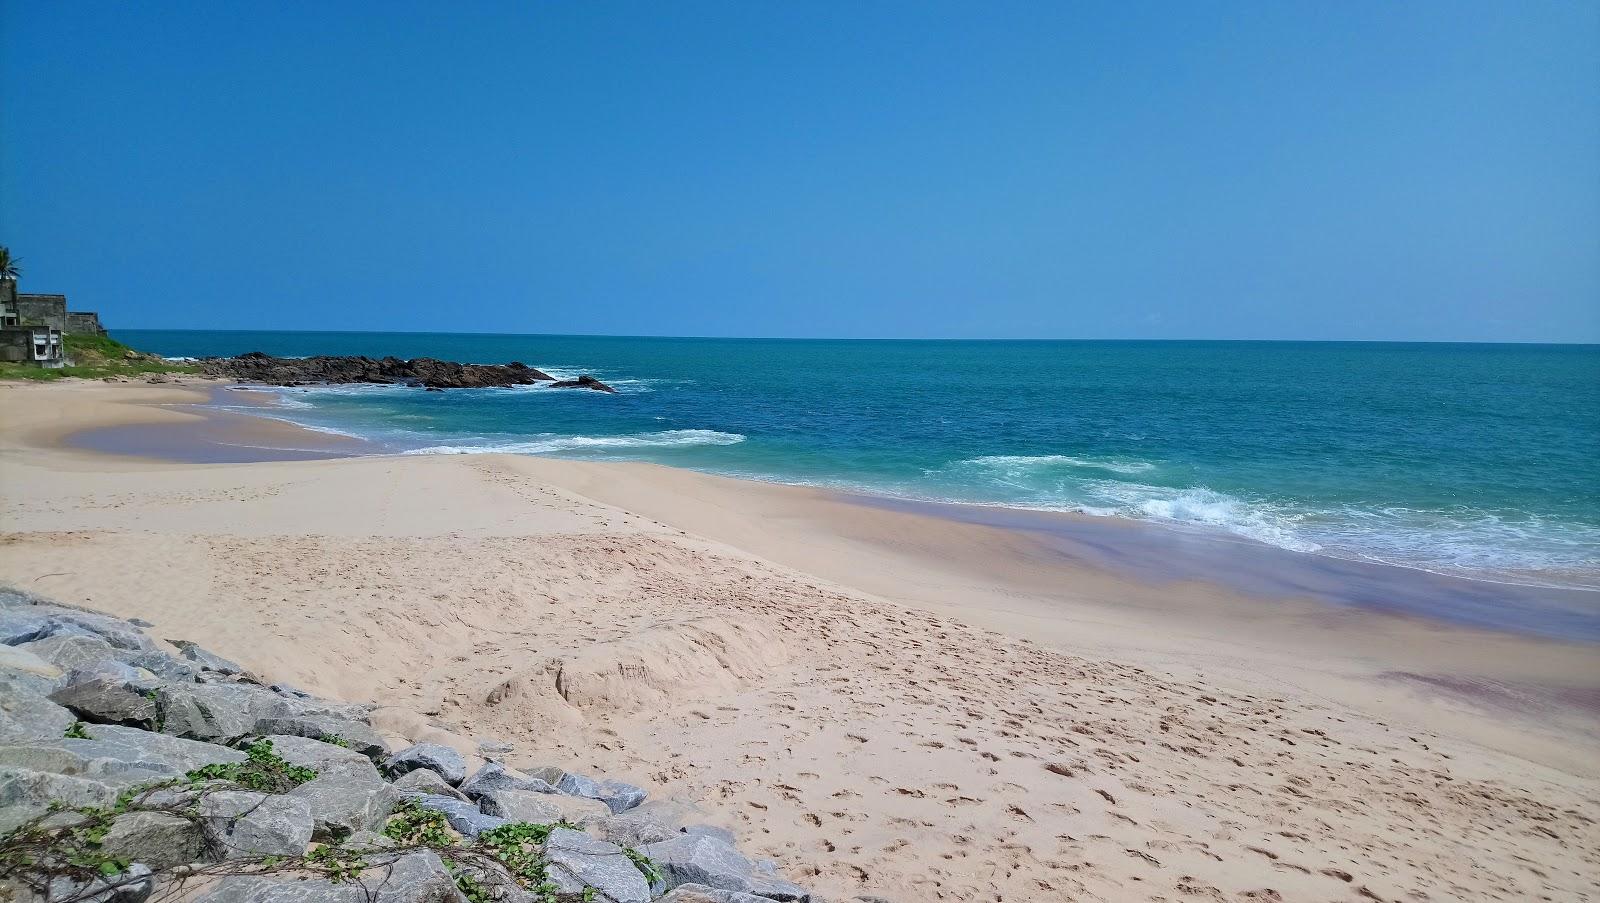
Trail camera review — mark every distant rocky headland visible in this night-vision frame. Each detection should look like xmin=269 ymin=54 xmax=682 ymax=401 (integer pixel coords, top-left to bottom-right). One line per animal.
xmin=199 ymin=353 xmax=617 ymax=392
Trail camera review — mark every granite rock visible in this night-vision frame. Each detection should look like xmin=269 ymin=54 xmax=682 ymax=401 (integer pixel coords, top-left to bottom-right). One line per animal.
xmin=543 ymin=827 xmax=652 ymax=903
xmin=412 ymin=794 xmax=507 ymax=837
xmin=198 ymin=790 xmax=315 ymax=859
xmin=384 ymin=743 xmax=467 ymax=786
xmin=288 ymin=770 xmax=400 ymax=840
xmin=98 ymin=810 xmax=209 ymax=868
xmin=191 ymin=850 xmax=465 ymax=903
xmin=392 ymin=767 xmax=470 ymax=802
xmin=477 ymin=787 xmax=609 ymax=823
xmin=0 ymin=767 xmax=119 ymax=832
xmin=48 ymin=661 xmax=160 ymax=728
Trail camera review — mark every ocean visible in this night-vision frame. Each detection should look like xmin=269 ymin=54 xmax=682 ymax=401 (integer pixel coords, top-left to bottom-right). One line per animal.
xmin=120 ymin=331 xmax=1600 ymax=592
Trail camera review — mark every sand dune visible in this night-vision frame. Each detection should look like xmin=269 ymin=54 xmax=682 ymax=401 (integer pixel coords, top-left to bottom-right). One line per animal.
xmin=1 ymin=380 xmax=1597 ymax=901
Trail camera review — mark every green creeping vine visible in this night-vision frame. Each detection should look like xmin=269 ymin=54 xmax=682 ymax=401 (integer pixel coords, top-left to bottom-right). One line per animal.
xmin=186 ymin=739 xmax=317 ymax=793
xmin=305 ymin=843 xmax=367 ymax=883
xmin=2 ymin=741 xmax=324 ymax=895
xmin=5 ymin=758 xmax=654 ymax=903
xmin=382 ymin=808 xmax=613 ymax=903
xmin=381 ymin=800 xmax=455 ymax=847
xmin=622 ymin=846 xmax=662 ymax=886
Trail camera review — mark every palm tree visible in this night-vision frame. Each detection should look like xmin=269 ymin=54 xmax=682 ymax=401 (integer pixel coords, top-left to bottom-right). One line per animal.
xmin=0 ymin=246 xmax=18 ymax=282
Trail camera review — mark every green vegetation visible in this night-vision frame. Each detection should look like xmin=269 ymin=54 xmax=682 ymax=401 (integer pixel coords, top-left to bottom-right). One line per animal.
xmin=0 ymin=333 xmax=196 ymax=382
xmin=380 ymin=807 xmax=601 ymax=903
xmin=381 ymin=800 xmax=455 ymax=847
xmin=305 ymin=843 xmax=368 ymax=883
xmin=623 ymin=846 xmax=661 ymax=885
xmin=63 ymin=721 xmax=90 ymax=739
xmin=0 ymin=246 xmax=19 ymax=281
xmin=318 ymin=734 xmax=351 ymax=749
xmin=475 ymin=821 xmax=562 ymax=892
xmin=185 ymin=739 xmax=318 ymax=794
xmin=4 ymin=770 xmax=639 ymax=903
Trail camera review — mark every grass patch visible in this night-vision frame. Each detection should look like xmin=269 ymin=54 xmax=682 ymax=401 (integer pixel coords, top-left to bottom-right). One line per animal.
xmin=0 ymin=333 xmax=196 ymax=381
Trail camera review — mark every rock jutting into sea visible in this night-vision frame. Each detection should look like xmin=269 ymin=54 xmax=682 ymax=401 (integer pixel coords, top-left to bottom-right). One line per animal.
xmin=0 ymin=585 xmax=823 ymax=903
xmin=197 ymin=352 xmax=617 ymax=392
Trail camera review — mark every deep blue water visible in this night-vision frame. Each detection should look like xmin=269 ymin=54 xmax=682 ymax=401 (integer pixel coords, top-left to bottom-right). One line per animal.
xmin=121 ymin=331 xmax=1600 ymax=590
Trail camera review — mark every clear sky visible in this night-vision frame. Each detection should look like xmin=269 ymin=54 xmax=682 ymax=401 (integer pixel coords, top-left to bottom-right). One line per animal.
xmin=2 ymin=2 xmax=1596 ymax=341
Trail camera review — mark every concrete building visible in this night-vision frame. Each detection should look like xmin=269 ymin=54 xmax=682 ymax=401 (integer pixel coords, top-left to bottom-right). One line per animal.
xmin=66 ymin=310 xmax=107 ymax=336
xmin=0 ymin=281 xmax=66 ymax=367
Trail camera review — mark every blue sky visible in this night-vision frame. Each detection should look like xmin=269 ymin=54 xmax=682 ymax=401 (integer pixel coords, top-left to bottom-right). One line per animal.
xmin=2 ymin=2 xmax=1596 ymax=341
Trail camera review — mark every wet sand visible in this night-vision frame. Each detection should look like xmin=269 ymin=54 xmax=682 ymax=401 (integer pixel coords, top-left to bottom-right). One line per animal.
xmin=68 ymin=385 xmax=378 ymax=462
xmin=853 ymin=494 xmax=1600 ymax=641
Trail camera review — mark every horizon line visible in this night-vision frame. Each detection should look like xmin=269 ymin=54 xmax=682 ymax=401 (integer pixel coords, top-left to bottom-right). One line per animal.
xmin=108 ymin=327 xmax=1600 ymax=348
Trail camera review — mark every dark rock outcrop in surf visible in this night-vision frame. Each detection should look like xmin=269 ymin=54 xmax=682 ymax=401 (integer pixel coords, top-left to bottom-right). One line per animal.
xmin=547 ymin=374 xmax=617 ymax=394
xmin=198 ymin=353 xmax=612 ymax=391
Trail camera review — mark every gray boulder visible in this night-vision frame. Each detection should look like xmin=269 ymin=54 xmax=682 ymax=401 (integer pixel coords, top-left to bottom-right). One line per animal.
xmin=0 ymin=685 xmax=77 ymax=743
xmin=556 ymin=770 xmax=601 ymax=798
xmin=192 ymin=850 xmax=465 ymax=903
xmin=0 ymin=608 xmax=65 ymax=645
xmin=170 ymin=639 xmax=248 ymax=676
xmin=1 ymin=643 xmax=66 ymax=680
xmin=682 ymin=824 xmax=739 ymax=845
xmin=457 ymin=762 xmax=557 ymax=801
xmin=45 ymin=608 xmax=158 ymax=653
xmin=288 ymin=770 xmax=399 ymax=840
xmin=0 ymin=724 xmax=246 ymax=787
xmin=557 ymin=771 xmax=647 ymax=814
xmin=393 ymin=767 xmax=470 ymax=802
xmin=122 ymin=650 xmax=201 ymax=682
xmin=31 ymin=863 xmax=154 ymax=903
xmin=198 ymin=790 xmax=315 ymax=858
xmin=0 ymin=767 xmax=119 ymax=832
xmin=641 ymin=834 xmax=811 ymax=901
xmin=48 ymin=661 xmax=161 ymax=728
xmin=543 ymin=827 xmax=652 ymax=903
xmin=20 ymin=634 xmax=119 ymax=672
xmin=0 ymin=598 xmax=158 ymax=653
xmin=156 ymin=682 xmax=259 ymax=743
xmin=595 ymin=778 xmax=648 ymax=813
xmin=477 ymin=787 xmax=608 ymax=823
xmin=591 ymin=811 xmax=678 ymax=846
xmin=384 ymin=743 xmax=467 ymax=785
xmin=518 ymin=764 xmax=567 ymax=785
xmin=269 ymin=682 xmax=312 ymax=699
xmin=411 ymin=794 xmax=506 ymax=837
xmin=267 ymin=734 xmax=379 ymax=777
xmin=253 ymin=713 xmax=386 ymax=758
xmin=659 ymin=886 xmax=776 ymax=903
xmin=622 ymin=798 xmax=701 ymax=831
xmin=0 ymin=662 xmax=60 ymax=698
xmin=99 ymin=810 xmax=208 ymax=868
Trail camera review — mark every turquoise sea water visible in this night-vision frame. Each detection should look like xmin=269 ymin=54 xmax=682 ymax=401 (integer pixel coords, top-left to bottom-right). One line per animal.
xmin=121 ymin=331 xmax=1600 ymax=591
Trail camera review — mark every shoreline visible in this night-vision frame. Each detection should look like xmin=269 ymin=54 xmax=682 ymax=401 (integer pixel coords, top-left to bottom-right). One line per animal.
xmin=52 ymin=377 xmax=1600 ymax=641
xmin=4 ymin=377 xmax=1599 ymax=898
xmin=6 ymin=377 xmax=1599 ymax=763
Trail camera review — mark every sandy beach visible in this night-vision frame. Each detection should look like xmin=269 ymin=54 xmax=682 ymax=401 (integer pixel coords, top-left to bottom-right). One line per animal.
xmin=2 ymin=379 xmax=1597 ymax=902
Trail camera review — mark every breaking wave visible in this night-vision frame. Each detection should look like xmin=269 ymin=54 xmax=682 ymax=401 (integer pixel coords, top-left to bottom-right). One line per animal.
xmin=927 ymin=455 xmax=1600 ymax=587
xmin=399 ymin=429 xmax=746 ymax=456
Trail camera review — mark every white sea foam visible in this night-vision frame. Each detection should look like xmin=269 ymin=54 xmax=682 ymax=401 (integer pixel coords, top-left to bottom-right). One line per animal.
xmin=962 ymin=454 xmax=1157 ymax=475
xmin=399 ymin=429 xmax=745 ymax=456
xmin=1092 ymin=484 xmax=1322 ymax=553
